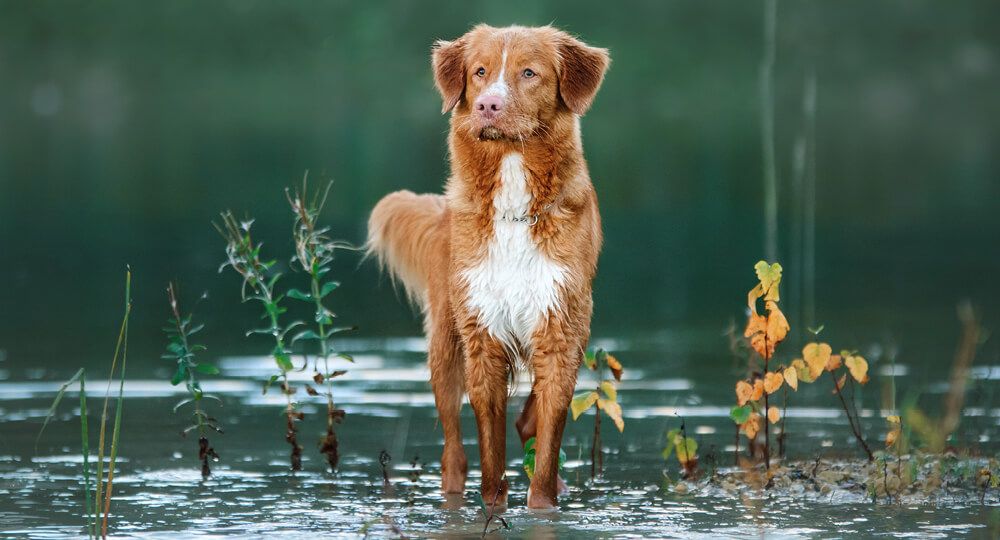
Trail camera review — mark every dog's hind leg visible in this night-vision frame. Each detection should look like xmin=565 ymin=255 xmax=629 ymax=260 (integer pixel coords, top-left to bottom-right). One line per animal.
xmin=428 ymin=310 xmax=468 ymax=494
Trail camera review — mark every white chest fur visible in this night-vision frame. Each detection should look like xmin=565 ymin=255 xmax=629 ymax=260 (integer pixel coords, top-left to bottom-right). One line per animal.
xmin=461 ymin=153 xmax=567 ymax=352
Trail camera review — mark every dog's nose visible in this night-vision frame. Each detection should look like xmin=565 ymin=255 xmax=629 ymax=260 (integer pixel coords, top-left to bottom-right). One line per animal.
xmin=474 ymin=95 xmax=504 ymax=120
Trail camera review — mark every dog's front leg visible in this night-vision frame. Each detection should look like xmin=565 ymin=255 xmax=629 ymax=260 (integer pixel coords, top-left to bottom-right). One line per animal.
xmin=463 ymin=330 xmax=510 ymax=509
xmin=526 ymin=334 xmax=581 ymax=509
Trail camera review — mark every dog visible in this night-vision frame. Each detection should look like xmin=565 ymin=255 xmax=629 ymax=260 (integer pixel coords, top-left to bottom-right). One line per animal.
xmin=367 ymin=24 xmax=609 ymax=509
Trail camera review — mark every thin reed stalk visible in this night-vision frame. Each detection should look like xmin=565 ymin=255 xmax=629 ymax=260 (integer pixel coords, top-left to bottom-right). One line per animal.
xmin=95 ymin=268 xmax=132 ymax=538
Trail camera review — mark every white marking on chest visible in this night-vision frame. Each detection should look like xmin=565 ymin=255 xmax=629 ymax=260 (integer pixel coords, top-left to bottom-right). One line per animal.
xmin=482 ymin=48 xmax=509 ymax=98
xmin=461 ymin=153 xmax=566 ymax=352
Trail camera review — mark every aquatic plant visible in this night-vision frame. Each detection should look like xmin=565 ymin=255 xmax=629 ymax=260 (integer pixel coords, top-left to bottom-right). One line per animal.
xmin=477 ymin=472 xmax=510 ymax=536
xmin=285 ymin=179 xmax=355 ymax=471
xmin=216 ymin=211 xmax=304 ymax=471
xmin=163 ymin=282 xmax=221 ymax=477
xmin=570 ymin=348 xmax=624 ymax=478
xmin=36 ymin=268 xmax=132 ymax=539
xmin=663 ymin=418 xmax=699 ymax=479
xmin=730 ymin=261 xmax=789 ymax=469
xmin=905 ymin=302 xmax=983 ymax=453
xmin=730 ymin=260 xmax=875 ymax=467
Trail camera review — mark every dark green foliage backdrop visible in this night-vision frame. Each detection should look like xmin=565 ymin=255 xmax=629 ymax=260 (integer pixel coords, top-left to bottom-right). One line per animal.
xmin=1 ymin=1 xmax=997 ymax=373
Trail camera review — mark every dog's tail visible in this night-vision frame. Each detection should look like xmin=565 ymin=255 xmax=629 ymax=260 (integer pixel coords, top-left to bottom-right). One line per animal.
xmin=366 ymin=190 xmax=447 ymax=307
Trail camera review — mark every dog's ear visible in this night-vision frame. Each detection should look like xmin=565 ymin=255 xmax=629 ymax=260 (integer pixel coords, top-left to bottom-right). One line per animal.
xmin=557 ymin=36 xmax=610 ymax=116
xmin=432 ymin=38 xmax=467 ymax=114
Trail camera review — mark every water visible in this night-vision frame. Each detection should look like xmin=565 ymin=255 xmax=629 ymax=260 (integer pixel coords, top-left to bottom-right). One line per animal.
xmin=4 ymin=336 xmax=1000 ymax=538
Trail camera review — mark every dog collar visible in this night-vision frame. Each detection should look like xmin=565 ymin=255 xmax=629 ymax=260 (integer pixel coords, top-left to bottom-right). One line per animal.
xmin=498 ymin=203 xmax=555 ymax=225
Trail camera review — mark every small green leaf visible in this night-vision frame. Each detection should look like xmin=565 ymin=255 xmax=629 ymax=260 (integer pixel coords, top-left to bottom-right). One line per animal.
xmin=173 ymin=398 xmax=194 ymax=413
xmin=286 ymin=288 xmax=312 ymax=301
xmin=729 ymin=404 xmax=752 ymax=425
xmin=320 ymin=281 xmax=340 ymax=298
xmin=263 ymin=374 xmax=280 ymax=394
xmin=274 ymin=350 xmax=294 ymax=372
xmin=194 ymin=363 xmax=220 ymax=375
xmin=171 ymin=364 xmax=188 ymax=386
xmin=291 ymin=329 xmax=321 ymax=344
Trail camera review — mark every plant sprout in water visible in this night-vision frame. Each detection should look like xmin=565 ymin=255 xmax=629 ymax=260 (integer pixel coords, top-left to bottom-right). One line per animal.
xmin=570 ymin=348 xmax=624 ymax=478
xmin=163 ymin=282 xmax=221 ymax=477
xmin=216 ymin=211 xmax=304 ymax=471
xmin=285 ymin=177 xmax=356 ymax=471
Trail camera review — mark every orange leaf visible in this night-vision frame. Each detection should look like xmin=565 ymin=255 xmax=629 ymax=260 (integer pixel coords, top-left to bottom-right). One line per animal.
xmin=825 ymin=354 xmax=842 ymax=372
xmin=767 ymin=406 xmax=780 ymax=424
xmin=886 ymin=427 xmax=901 ymax=448
xmin=750 ymin=378 xmax=765 ymax=402
xmin=763 ymin=372 xmax=784 ymax=395
xmin=741 ymin=413 xmax=761 ymax=440
xmin=606 ymin=354 xmax=624 ymax=381
xmin=736 ymin=380 xmax=753 ymax=406
xmin=765 ymin=301 xmax=790 ymax=345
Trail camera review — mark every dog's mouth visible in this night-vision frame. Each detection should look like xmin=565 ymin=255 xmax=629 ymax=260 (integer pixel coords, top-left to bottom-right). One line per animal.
xmin=478 ymin=126 xmax=505 ymax=141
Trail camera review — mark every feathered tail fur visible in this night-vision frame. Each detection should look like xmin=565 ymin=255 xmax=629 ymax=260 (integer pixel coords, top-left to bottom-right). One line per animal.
xmin=366 ymin=190 xmax=447 ymax=307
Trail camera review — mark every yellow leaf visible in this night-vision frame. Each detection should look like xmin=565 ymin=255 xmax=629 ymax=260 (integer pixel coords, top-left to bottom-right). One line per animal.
xmin=600 ymin=380 xmax=617 ymax=401
xmin=606 ymin=354 xmax=623 ymax=381
xmin=783 ymin=366 xmax=798 ymax=391
xmin=803 ymin=342 xmax=832 ymax=380
xmin=887 ymin=415 xmax=901 ymax=424
xmin=736 ymin=380 xmax=753 ymax=406
xmin=570 ymin=391 xmax=599 ymax=420
xmin=754 ymin=261 xmax=783 ymax=302
xmin=750 ymin=378 xmax=765 ymax=402
xmin=763 ymin=372 xmax=784 ymax=395
xmin=791 ymin=358 xmax=815 ymax=384
xmin=844 ymin=354 xmax=869 ymax=384
xmin=767 ymin=406 xmax=780 ymax=424
xmin=598 ymin=398 xmax=625 ymax=432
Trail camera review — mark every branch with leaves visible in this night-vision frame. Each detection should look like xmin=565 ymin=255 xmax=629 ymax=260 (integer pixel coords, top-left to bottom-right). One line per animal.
xmin=216 ymin=211 xmax=304 ymax=471
xmin=731 ymin=261 xmax=874 ymax=468
xmin=285 ymin=178 xmax=355 ymax=471
xmin=570 ymin=349 xmax=624 ymax=478
xmin=163 ymin=282 xmax=221 ymax=477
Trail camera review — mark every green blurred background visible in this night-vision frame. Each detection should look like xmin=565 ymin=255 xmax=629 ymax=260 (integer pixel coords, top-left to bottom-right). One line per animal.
xmin=1 ymin=0 xmax=997 ymax=375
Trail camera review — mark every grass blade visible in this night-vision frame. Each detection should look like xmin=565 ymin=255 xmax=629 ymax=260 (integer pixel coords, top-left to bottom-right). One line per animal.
xmin=94 ymin=268 xmax=131 ymax=539
xmin=80 ymin=374 xmax=93 ymax=539
xmin=34 ymin=367 xmax=85 ymax=452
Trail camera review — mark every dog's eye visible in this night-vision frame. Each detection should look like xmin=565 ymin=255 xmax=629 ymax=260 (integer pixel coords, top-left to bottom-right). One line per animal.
xmin=475 ymin=67 xmax=486 ymax=77
xmin=523 ymin=69 xmax=535 ymax=78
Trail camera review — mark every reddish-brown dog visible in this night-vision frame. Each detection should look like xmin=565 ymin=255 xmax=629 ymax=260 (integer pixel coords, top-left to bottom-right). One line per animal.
xmin=368 ymin=24 xmax=609 ymax=509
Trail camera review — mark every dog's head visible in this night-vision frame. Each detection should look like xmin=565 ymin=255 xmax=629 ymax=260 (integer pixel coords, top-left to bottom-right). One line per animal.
xmin=432 ymin=25 xmax=609 ymax=142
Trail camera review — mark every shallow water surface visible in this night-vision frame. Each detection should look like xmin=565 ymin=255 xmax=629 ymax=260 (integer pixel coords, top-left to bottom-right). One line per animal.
xmin=3 ymin=337 xmax=1000 ymax=538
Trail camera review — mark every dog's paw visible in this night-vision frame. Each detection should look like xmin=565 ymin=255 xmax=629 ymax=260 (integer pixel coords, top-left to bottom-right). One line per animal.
xmin=526 ymin=486 xmax=558 ymax=510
